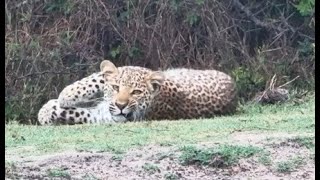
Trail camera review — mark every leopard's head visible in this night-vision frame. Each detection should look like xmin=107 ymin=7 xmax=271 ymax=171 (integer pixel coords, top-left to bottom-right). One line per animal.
xmin=100 ymin=60 xmax=165 ymax=121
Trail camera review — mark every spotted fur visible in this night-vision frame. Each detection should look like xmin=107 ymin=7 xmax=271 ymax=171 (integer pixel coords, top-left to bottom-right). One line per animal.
xmin=100 ymin=60 xmax=238 ymax=121
xmin=38 ymin=60 xmax=238 ymax=125
xmin=37 ymin=72 xmax=127 ymax=125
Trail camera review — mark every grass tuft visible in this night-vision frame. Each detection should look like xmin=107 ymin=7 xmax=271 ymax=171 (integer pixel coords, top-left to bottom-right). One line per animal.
xmin=164 ymin=172 xmax=179 ymax=180
xmin=142 ymin=163 xmax=160 ymax=174
xmin=179 ymin=145 xmax=261 ymax=167
xmin=288 ymin=136 xmax=314 ymax=149
xmin=257 ymin=151 xmax=272 ymax=166
xmin=275 ymin=156 xmax=305 ymax=173
xmin=47 ymin=168 xmax=70 ymax=178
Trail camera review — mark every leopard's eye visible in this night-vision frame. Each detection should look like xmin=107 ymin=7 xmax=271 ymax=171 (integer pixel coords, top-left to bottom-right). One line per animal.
xmin=131 ymin=89 xmax=143 ymax=95
xmin=112 ymin=85 xmax=119 ymax=92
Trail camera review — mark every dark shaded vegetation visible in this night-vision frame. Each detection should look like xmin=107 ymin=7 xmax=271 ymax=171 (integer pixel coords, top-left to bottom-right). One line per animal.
xmin=5 ymin=0 xmax=314 ymax=124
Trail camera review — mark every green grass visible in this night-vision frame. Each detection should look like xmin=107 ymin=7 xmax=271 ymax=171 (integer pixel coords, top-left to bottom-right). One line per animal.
xmin=275 ymin=156 xmax=306 ymax=173
xmin=164 ymin=172 xmax=179 ymax=180
xmin=5 ymin=160 xmax=17 ymax=179
xmin=157 ymin=152 xmax=174 ymax=161
xmin=142 ymin=163 xmax=160 ymax=174
xmin=179 ymin=145 xmax=262 ymax=167
xmin=257 ymin=151 xmax=272 ymax=166
xmin=81 ymin=174 xmax=99 ymax=180
xmin=5 ymin=95 xmax=314 ymax=157
xmin=111 ymin=154 xmax=124 ymax=161
xmin=288 ymin=136 xmax=315 ymax=149
xmin=5 ymin=161 xmax=16 ymax=174
xmin=47 ymin=168 xmax=70 ymax=178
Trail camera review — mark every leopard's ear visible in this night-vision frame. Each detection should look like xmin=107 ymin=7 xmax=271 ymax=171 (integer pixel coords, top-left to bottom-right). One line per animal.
xmin=146 ymin=71 xmax=165 ymax=92
xmin=100 ymin=60 xmax=119 ymax=77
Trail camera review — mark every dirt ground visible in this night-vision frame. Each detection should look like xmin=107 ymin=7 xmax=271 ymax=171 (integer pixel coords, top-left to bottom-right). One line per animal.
xmin=5 ymin=132 xmax=314 ymax=180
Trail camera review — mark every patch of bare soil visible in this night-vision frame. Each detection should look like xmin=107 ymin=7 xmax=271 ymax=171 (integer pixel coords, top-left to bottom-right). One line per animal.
xmin=6 ymin=132 xmax=314 ymax=180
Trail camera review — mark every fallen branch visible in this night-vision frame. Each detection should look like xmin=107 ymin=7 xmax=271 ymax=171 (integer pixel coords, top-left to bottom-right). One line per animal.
xmin=278 ymin=76 xmax=299 ymax=88
xmin=253 ymin=74 xmax=291 ymax=104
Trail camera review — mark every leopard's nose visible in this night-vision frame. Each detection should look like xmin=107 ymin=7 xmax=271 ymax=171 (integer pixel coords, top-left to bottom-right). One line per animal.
xmin=115 ymin=101 xmax=128 ymax=110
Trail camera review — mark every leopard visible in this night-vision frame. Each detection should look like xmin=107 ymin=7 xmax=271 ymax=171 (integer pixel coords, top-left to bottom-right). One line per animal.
xmin=100 ymin=60 xmax=238 ymax=121
xmin=38 ymin=59 xmax=237 ymax=125
xmin=37 ymin=72 xmax=128 ymax=125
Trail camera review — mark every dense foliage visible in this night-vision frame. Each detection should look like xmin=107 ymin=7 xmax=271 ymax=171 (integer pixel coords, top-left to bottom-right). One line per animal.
xmin=5 ymin=0 xmax=314 ymax=124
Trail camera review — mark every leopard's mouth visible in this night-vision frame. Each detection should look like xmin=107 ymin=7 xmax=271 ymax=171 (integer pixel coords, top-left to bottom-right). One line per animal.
xmin=112 ymin=112 xmax=134 ymax=122
xmin=109 ymin=106 xmax=134 ymax=121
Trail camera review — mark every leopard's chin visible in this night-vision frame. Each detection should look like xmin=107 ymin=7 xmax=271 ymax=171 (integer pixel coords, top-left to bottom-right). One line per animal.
xmin=112 ymin=115 xmax=128 ymax=123
xmin=112 ymin=112 xmax=134 ymax=122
